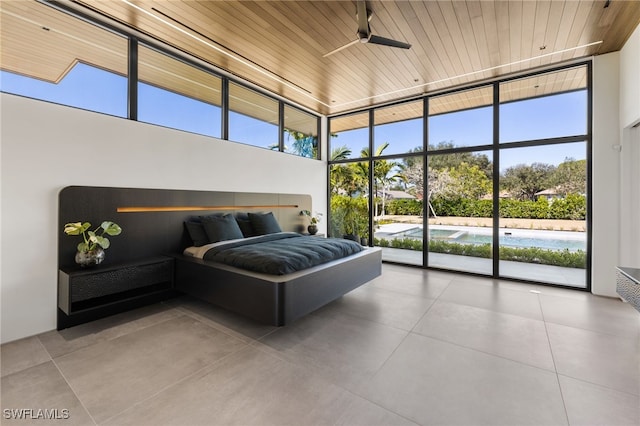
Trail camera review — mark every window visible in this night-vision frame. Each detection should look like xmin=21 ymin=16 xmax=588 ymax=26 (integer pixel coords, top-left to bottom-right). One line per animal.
xmin=498 ymin=143 xmax=587 ymax=288
xmin=329 ymin=63 xmax=591 ymax=290
xmin=138 ymin=45 xmax=222 ymax=137
xmin=228 ymin=82 xmax=279 ymax=149
xmin=0 ymin=1 xmax=127 ymax=117
xmin=428 ymin=86 xmax=493 ymax=150
xmin=373 ymin=156 xmax=424 ymax=266
xmin=329 ymin=112 xmax=369 ymax=160
xmin=427 ymin=151 xmax=494 ymax=275
xmin=284 ymin=105 xmax=318 ymax=158
xmin=374 ymin=101 xmax=423 ymax=156
xmin=329 ymin=162 xmax=370 ymax=243
xmin=500 ymin=68 xmax=587 ymax=143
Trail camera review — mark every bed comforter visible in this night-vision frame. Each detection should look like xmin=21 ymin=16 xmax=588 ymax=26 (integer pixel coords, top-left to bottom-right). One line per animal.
xmin=191 ymin=232 xmax=364 ymax=275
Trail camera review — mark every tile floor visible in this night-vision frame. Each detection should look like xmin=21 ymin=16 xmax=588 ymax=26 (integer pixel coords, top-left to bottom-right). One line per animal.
xmin=1 ymin=264 xmax=639 ymax=425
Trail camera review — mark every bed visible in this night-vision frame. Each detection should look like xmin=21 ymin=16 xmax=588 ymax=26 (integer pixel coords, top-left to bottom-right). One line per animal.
xmin=175 ymin=214 xmax=382 ymax=326
xmin=58 ymin=186 xmax=382 ymax=328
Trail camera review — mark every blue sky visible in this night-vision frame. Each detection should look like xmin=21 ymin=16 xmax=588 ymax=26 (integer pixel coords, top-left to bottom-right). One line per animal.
xmin=333 ymin=90 xmax=587 ymax=170
xmin=1 ymin=63 xmax=587 ymax=170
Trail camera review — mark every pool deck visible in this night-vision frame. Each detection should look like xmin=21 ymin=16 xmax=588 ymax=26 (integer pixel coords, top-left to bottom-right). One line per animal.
xmin=380 ymin=215 xmax=586 ymax=232
xmin=375 ymin=223 xmax=587 ymax=242
xmin=375 ymin=222 xmax=587 ymax=288
xmin=380 ymin=247 xmax=587 ymax=288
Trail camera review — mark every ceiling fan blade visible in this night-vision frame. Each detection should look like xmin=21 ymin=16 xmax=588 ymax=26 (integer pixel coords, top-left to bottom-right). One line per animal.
xmin=356 ymin=0 xmax=370 ymax=36
xmin=368 ymin=34 xmax=411 ymax=49
xmin=323 ymin=39 xmax=359 ymax=57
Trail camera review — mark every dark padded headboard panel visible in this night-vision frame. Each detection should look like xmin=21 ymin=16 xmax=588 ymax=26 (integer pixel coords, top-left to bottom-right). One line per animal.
xmin=58 ymin=186 xmax=312 ymax=269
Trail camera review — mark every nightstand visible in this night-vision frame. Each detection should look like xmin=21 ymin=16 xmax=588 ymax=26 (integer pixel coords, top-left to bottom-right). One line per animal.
xmin=58 ymin=256 xmax=176 ymax=329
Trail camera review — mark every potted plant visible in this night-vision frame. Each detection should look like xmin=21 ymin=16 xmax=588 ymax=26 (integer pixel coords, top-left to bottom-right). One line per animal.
xmin=63 ymin=221 xmax=122 ymax=267
xmin=301 ymin=210 xmax=322 ymax=235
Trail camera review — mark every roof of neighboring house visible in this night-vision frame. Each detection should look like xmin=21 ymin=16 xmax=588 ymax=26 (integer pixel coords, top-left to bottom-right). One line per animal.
xmin=378 ymin=190 xmax=416 ymax=199
xmin=535 ymin=188 xmax=561 ymax=196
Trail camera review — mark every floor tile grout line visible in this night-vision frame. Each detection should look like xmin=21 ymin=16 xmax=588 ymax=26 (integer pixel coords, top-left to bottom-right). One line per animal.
xmin=537 ymin=293 xmax=571 ymax=426
xmin=556 ymin=372 xmax=640 ymax=398
xmin=98 ymin=341 xmax=252 ymax=425
xmin=173 ymin=305 xmax=263 ymax=343
xmin=337 ymin=387 xmax=423 ymax=426
xmin=407 ymin=328 xmax=559 ymax=375
xmin=39 ymin=307 xmax=186 ymax=359
xmin=541 ymin=317 xmax=640 ymax=340
xmin=49 ymin=357 xmax=99 ymax=426
xmin=247 ymin=337 xmax=422 ymax=426
xmin=306 ymin=298 xmax=437 ymax=334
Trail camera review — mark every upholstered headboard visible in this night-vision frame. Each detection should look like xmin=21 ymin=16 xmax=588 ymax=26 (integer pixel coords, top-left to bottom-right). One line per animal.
xmin=58 ymin=186 xmax=312 ymax=269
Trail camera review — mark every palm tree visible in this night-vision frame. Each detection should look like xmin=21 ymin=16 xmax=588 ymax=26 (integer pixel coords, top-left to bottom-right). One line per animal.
xmin=330 ymin=145 xmax=352 ymax=161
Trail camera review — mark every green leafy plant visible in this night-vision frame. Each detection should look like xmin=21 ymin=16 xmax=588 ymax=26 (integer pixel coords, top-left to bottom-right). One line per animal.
xmin=63 ymin=221 xmax=122 ymax=252
xmin=301 ymin=210 xmax=322 ymax=225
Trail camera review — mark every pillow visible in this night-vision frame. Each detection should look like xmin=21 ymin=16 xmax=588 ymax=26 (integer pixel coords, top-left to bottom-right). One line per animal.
xmin=201 ymin=214 xmax=244 ymax=243
xmin=248 ymin=212 xmax=282 ymax=235
xmin=184 ymin=221 xmax=209 ymax=247
xmin=236 ymin=217 xmax=256 ymax=238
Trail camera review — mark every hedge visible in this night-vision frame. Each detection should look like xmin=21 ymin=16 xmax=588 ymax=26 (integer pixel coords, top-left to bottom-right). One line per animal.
xmin=335 ymin=194 xmax=586 ymax=223
xmin=373 ymin=237 xmax=586 ymax=269
xmin=428 ymin=194 xmax=586 ymax=220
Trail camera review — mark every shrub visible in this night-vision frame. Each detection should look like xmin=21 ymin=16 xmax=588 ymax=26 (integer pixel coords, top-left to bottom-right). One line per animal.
xmin=428 ymin=195 xmax=586 ymax=220
xmin=372 ymin=237 xmax=586 ymax=269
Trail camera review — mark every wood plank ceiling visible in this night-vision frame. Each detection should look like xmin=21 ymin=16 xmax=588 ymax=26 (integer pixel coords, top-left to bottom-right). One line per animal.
xmin=2 ymin=0 xmax=639 ymax=127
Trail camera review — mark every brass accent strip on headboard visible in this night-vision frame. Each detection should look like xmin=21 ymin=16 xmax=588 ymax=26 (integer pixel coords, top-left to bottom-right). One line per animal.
xmin=116 ymin=204 xmax=299 ymax=213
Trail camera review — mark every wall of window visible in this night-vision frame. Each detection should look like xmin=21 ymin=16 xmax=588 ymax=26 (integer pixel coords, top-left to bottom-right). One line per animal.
xmin=138 ymin=45 xmax=222 ymax=138
xmin=0 ymin=1 xmax=128 ymax=117
xmin=329 ymin=63 xmax=591 ymax=290
xmin=0 ymin=1 xmax=320 ymax=160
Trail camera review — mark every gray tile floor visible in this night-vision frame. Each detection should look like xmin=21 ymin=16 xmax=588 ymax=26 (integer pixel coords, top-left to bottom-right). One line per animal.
xmin=2 ymin=264 xmax=639 ymax=425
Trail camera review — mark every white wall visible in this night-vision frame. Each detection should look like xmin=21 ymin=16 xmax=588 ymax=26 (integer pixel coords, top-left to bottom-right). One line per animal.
xmin=0 ymin=93 xmax=328 ymax=343
xmin=619 ymin=23 xmax=640 ymax=269
xmin=591 ymin=53 xmax=621 ymax=297
xmin=620 ymin=24 xmax=640 ymax=129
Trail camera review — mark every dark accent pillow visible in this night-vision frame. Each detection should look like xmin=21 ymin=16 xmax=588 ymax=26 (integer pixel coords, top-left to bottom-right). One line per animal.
xmin=236 ymin=218 xmax=256 ymax=238
xmin=248 ymin=212 xmax=282 ymax=235
xmin=202 ymin=214 xmax=244 ymax=243
xmin=184 ymin=221 xmax=209 ymax=247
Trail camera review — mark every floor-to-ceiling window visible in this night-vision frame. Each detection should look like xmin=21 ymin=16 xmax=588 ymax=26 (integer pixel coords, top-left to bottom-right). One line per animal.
xmin=371 ymin=101 xmax=424 ymax=266
xmin=497 ymin=67 xmax=588 ymax=287
xmin=329 ymin=63 xmax=590 ymax=290
xmin=329 ymin=112 xmax=371 ymax=245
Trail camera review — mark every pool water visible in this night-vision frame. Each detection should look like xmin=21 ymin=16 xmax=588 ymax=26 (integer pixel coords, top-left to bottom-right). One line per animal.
xmin=400 ymin=228 xmax=586 ymax=252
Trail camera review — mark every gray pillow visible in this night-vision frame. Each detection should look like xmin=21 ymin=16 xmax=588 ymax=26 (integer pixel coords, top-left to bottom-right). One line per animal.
xmin=202 ymin=214 xmax=244 ymax=243
xmin=248 ymin=212 xmax=282 ymax=235
xmin=184 ymin=221 xmax=209 ymax=247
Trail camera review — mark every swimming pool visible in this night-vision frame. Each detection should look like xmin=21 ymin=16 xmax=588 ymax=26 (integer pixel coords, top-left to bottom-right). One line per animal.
xmin=396 ymin=227 xmax=586 ymax=252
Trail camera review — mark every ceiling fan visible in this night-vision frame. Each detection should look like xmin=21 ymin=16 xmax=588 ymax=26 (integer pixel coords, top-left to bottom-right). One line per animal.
xmin=323 ymin=0 xmax=412 ymax=57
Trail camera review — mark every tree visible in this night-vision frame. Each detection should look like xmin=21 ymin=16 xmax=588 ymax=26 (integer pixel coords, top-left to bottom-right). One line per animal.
xmin=400 ymin=157 xmax=424 ymax=199
xmin=449 ymin=162 xmax=492 ymax=199
xmin=330 ymin=163 xmax=367 ymax=196
xmin=501 ymin=163 xmax=556 ymax=201
xmin=284 ymin=130 xmax=317 ymax=158
xmin=549 ymin=158 xmax=586 ymax=195
xmin=427 ymin=142 xmax=492 ymax=178
xmin=330 ymin=145 xmax=352 ymax=161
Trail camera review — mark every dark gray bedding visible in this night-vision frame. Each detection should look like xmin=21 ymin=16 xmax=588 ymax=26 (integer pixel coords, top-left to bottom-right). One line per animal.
xmin=202 ymin=233 xmax=364 ymax=275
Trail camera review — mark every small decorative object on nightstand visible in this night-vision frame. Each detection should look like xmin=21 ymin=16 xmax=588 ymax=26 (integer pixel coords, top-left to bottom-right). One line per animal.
xmin=301 ymin=210 xmax=322 ymax=235
xmin=63 ymin=221 xmax=122 ymax=267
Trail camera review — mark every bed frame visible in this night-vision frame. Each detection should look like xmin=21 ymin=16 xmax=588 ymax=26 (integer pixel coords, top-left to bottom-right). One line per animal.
xmin=174 ymin=248 xmax=382 ymax=326
xmin=59 ymin=186 xmax=382 ymax=327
